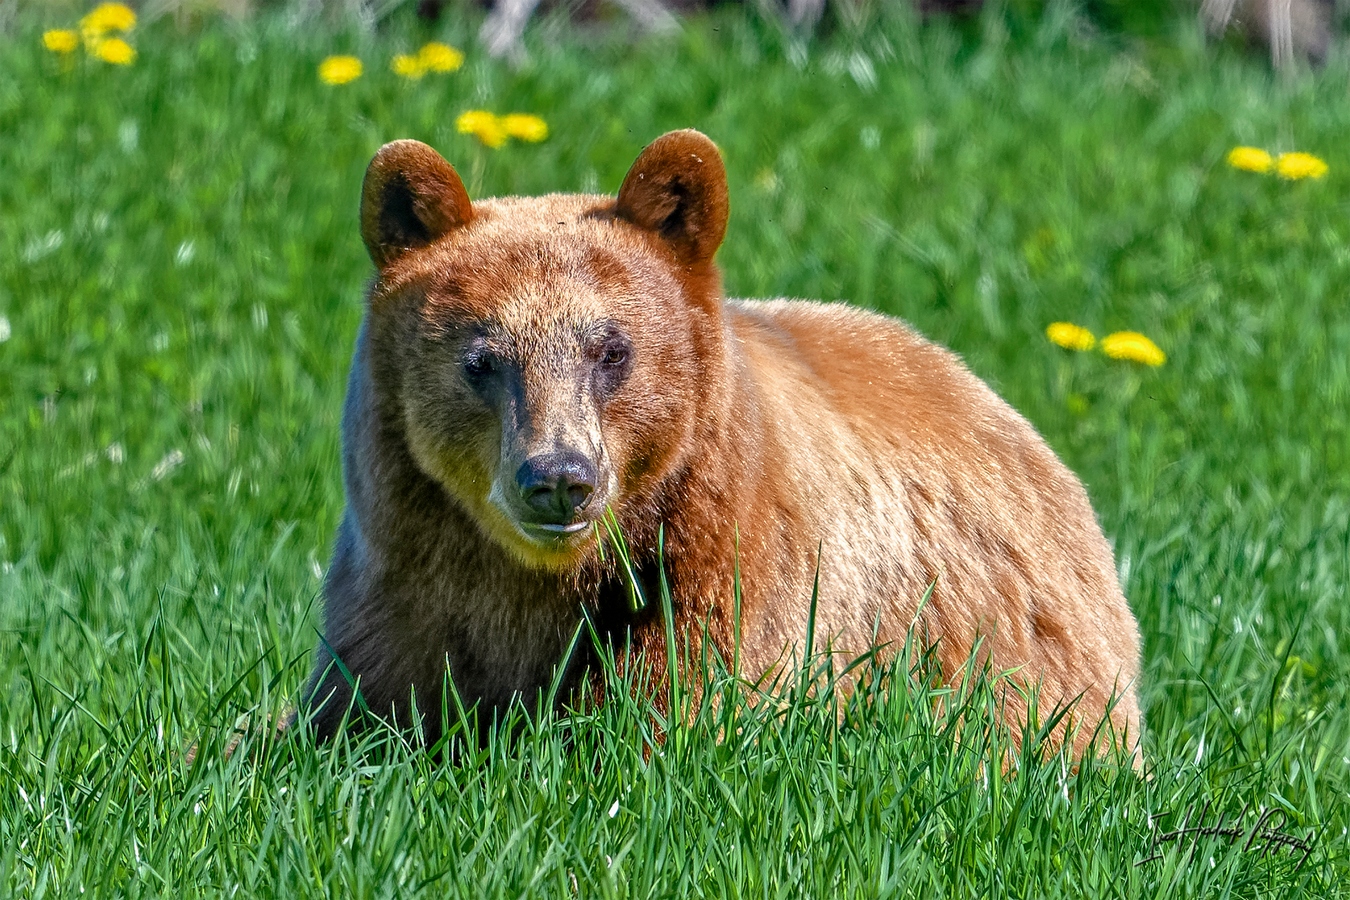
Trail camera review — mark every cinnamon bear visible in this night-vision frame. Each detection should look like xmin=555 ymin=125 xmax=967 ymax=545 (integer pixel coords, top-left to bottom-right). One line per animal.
xmin=304 ymin=130 xmax=1143 ymax=759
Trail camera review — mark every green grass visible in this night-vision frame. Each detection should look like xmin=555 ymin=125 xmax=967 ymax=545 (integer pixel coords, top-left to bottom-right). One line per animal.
xmin=2 ymin=6 xmax=1349 ymax=896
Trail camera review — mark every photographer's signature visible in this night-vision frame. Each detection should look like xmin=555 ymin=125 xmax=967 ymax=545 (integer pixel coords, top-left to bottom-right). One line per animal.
xmin=1138 ymin=801 xmax=1315 ymax=869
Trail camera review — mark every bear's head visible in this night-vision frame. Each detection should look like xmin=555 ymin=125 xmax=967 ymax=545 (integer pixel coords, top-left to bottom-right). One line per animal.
xmin=359 ymin=130 xmax=730 ymax=570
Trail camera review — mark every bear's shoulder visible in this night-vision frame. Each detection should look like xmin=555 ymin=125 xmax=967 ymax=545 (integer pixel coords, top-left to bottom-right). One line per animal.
xmin=727 ymin=299 xmax=1005 ymax=425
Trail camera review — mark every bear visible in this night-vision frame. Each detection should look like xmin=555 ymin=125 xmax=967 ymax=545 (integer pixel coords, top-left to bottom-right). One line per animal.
xmin=303 ymin=129 xmax=1143 ymax=760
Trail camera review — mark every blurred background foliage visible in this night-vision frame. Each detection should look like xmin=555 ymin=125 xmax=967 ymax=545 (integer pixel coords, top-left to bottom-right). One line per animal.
xmin=3 ymin=0 xmax=1347 ymax=66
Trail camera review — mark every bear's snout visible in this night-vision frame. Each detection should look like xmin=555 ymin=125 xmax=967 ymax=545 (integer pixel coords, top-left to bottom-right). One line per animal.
xmin=514 ymin=451 xmax=597 ymax=526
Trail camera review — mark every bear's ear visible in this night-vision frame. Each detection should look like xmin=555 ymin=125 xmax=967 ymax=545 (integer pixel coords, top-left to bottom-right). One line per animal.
xmin=360 ymin=140 xmax=474 ymax=269
xmin=616 ymin=130 xmax=728 ymax=266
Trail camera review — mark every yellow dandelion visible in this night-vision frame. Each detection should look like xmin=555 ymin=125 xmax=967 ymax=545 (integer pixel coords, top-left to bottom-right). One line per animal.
xmin=1101 ymin=331 xmax=1166 ymax=367
xmin=319 ymin=55 xmax=363 ymax=86
xmin=501 ymin=113 xmax=549 ymax=143
xmin=456 ymin=110 xmax=495 ymax=132
xmin=457 ymin=110 xmax=508 ymax=149
xmin=93 ymin=37 xmax=136 ymax=66
xmin=418 ymin=42 xmax=464 ymax=73
xmin=1226 ymin=146 xmax=1273 ymax=174
xmin=1275 ymin=151 xmax=1328 ymax=181
xmin=43 ymin=29 xmax=80 ymax=54
xmin=80 ymin=2 xmax=136 ymax=36
xmin=391 ymin=54 xmax=425 ymax=79
xmin=1045 ymin=322 xmax=1096 ymax=352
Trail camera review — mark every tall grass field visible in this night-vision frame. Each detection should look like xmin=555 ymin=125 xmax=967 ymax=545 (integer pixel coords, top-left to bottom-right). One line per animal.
xmin=1 ymin=5 xmax=1349 ymax=896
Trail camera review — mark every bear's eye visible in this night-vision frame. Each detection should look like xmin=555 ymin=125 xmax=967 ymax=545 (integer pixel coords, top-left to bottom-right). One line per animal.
xmin=592 ymin=333 xmax=633 ymax=399
xmin=462 ymin=348 xmax=496 ymax=381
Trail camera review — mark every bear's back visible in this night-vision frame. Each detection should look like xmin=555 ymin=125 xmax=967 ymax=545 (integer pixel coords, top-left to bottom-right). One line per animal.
xmin=722 ymin=299 xmax=1141 ymax=744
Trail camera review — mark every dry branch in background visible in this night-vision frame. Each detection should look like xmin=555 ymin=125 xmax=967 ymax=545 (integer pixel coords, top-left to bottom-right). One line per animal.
xmin=476 ymin=0 xmax=677 ymax=60
xmin=1200 ymin=0 xmax=1334 ymax=66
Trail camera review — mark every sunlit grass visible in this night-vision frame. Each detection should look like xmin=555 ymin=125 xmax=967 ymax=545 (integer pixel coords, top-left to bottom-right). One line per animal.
xmin=1 ymin=5 xmax=1348 ymax=896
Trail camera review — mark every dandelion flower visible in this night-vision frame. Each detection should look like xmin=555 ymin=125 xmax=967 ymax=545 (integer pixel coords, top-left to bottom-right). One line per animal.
xmin=391 ymin=54 xmax=425 ymax=79
xmin=93 ymin=37 xmax=136 ymax=66
xmin=319 ymin=55 xmax=363 ymax=86
xmin=1226 ymin=147 xmax=1273 ymax=174
xmin=80 ymin=2 xmax=136 ymax=36
xmin=457 ymin=110 xmax=508 ymax=148
xmin=501 ymin=113 xmax=548 ymax=143
xmin=1046 ymin=322 xmax=1096 ymax=352
xmin=44 ymin=30 xmax=80 ymax=54
xmin=1275 ymin=151 xmax=1327 ymax=181
xmin=456 ymin=110 xmax=496 ymax=132
xmin=418 ymin=42 xmax=464 ymax=73
xmin=1101 ymin=331 xmax=1166 ymax=367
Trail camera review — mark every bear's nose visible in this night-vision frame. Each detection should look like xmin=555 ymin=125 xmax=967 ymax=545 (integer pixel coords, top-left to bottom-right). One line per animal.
xmin=515 ymin=452 xmax=597 ymax=522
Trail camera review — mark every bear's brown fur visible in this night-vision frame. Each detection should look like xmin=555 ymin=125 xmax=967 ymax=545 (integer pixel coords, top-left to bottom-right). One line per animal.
xmin=304 ymin=130 xmax=1143 ymax=759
